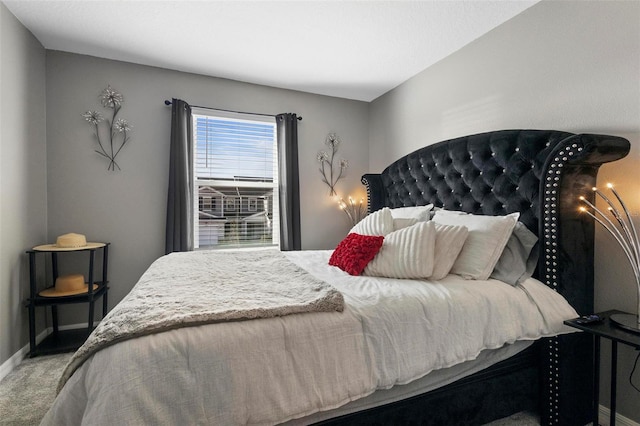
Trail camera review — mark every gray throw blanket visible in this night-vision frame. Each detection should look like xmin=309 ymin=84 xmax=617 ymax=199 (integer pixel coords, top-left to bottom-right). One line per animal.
xmin=58 ymin=249 xmax=344 ymax=391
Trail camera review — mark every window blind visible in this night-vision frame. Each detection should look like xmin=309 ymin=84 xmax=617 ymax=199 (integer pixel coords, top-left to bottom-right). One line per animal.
xmin=193 ymin=113 xmax=279 ymax=249
xmin=194 ymin=117 xmax=275 ymax=180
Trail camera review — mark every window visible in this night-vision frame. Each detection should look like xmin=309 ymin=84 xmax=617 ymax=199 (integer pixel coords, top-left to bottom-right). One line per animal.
xmin=193 ymin=109 xmax=279 ymax=249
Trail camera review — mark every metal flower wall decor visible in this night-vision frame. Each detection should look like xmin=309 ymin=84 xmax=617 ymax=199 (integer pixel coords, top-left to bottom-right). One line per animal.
xmin=82 ymin=85 xmax=132 ymax=170
xmin=317 ymin=133 xmax=348 ymax=196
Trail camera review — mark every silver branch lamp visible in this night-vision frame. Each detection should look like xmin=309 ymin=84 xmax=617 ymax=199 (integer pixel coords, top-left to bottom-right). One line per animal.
xmin=580 ymin=183 xmax=640 ymax=334
xmin=338 ymin=196 xmax=366 ymax=226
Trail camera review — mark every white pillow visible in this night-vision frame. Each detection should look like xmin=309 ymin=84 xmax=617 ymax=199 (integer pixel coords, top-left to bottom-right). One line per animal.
xmin=432 ymin=210 xmax=519 ymax=280
xmin=364 ymin=221 xmax=436 ymax=278
xmin=393 ymin=217 xmax=418 ymax=231
xmin=389 ymin=204 xmax=433 ymax=221
xmin=350 ymin=207 xmax=393 ymax=236
xmin=428 ymin=224 xmax=469 ymax=280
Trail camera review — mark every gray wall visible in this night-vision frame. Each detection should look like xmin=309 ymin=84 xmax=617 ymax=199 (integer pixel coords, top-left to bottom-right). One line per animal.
xmin=369 ymin=0 xmax=640 ymax=421
xmin=45 ymin=51 xmax=370 ymax=324
xmin=0 ymin=2 xmax=47 ymax=364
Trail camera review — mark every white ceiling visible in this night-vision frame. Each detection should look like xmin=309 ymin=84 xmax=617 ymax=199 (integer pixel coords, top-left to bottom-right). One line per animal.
xmin=3 ymin=0 xmax=538 ymax=102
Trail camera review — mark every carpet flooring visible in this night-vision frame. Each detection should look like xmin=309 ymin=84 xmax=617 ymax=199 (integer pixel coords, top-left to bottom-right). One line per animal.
xmin=0 ymin=353 xmax=72 ymax=426
xmin=0 ymin=352 xmax=541 ymax=425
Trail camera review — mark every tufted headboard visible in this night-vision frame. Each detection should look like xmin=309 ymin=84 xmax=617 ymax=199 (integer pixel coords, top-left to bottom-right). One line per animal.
xmin=361 ymin=130 xmax=630 ymax=424
xmin=362 ymin=130 xmax=629 ymax=312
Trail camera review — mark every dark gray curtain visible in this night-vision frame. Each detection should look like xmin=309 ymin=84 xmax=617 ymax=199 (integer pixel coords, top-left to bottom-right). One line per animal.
xmin=276 ymin=113 xmax=301 ymax=251
xmin=165 ymin=99 xmax=194 ymax=254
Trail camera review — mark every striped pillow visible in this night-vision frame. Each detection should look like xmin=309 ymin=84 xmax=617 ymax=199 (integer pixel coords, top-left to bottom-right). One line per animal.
xmin=428 ymin=224 xmax=469 ymax=280
xmin=364 ymin=221 xmax=436 ymax=279
xmin=350 ymin=207 xmax=393 ymax=236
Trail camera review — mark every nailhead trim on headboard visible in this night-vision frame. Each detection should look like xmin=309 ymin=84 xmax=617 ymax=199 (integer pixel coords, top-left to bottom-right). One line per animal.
xmin=542 ymin=141 xmax=584 ymax=424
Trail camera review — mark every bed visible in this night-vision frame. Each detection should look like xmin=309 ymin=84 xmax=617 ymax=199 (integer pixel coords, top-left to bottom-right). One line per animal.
xmin=41 ymin=129 xmax=630 ymax=426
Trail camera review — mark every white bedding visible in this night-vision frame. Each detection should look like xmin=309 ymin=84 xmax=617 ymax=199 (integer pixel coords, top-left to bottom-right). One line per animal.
xmin=58 ymin=249 xmax=344 ymax=389
xmin=42 ymin=249 xmax=578 ymax=426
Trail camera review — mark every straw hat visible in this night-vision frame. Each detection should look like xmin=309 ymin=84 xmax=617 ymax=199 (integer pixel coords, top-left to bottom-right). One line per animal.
xmin=39 ymin=274 xmax=99 ymax=297
xmin=33 ymin=233 xmax=105 ymax=251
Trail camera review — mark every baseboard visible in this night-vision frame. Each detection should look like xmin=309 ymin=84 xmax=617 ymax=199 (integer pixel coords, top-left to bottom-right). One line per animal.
xmin=600 ymin=405 xmax=640 ymax=426
xmin=0 ymin=328 xmax=49 ymax=382
xmin=0 ymin=321 xmax=97 ymax=382
xmin=56 ymin=322 xmax=95 ymax=332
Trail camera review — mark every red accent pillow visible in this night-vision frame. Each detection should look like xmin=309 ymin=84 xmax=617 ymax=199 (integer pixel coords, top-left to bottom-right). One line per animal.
xmin=329 ymin=233 xmax=385 ymax=276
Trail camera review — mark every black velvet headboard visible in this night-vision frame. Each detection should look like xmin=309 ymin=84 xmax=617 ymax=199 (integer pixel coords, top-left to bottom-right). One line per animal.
xmin=361 ymin=129 xmax=630 ymax=424
xmin=362 ymin=130 xmax=629 ymax=310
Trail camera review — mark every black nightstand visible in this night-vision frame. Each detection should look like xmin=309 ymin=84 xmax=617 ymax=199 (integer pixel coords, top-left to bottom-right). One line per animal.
xmin=564 ymin=310 xmax=640 ymax=426
xmin=25 ymin=243 xmax=110 ymax=357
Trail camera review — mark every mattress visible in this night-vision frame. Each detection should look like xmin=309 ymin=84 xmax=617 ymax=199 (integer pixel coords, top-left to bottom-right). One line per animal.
xmin=42 ymin=249 xmax=578 ymax=425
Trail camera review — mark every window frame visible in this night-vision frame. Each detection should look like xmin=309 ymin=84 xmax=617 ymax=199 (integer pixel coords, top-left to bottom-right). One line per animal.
xmin=191 ymin=108 xmax=279 ymax=250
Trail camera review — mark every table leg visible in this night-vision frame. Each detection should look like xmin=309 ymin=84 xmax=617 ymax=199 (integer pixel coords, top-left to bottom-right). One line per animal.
xmin=103 ymin=288 xmax=108 ymax=317
xmin=610 ymin=340 xmax=617 ymax=426
xmin=102 ymin=244 xmax=109 ymax=317
xmin=88 ymin=301 xmax=95 ymax=332
xmin=28 ymin=252 xmax=37 ymax=356
xmin=51 ymin=305 xmax=59 ymax=334
xmin=594 ymin=335 xmax=601 ymax=426
xmin=28 ymin=302 xmax=36 ymax=357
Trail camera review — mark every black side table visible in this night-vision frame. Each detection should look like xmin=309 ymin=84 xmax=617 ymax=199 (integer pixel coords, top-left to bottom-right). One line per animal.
xmin=25 ymin=243 xmax=110 ymax=357
xmin=564 ymin=310 xmax=640 ymax=426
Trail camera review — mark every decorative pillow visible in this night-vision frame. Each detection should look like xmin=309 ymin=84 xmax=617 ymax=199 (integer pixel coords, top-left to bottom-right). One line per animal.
xmin=432 ymin=210 xmax=519 ymax=280
xmin=364 ymin=221 xmax=436 ymax=279
xmin=329 ymin=233 xmax=385 ymax=276
xmin=389 ymin=204 xmax=434 ymax=222
xmin=350 ymin=207 xmax=393 ymax=236
xmin=428 ymin=223 xmax=469 ymax=280
xmin=490 ymin=222 xmax=539 ymax=286
xmin=393 ymin=217 xmax=418 ymax=231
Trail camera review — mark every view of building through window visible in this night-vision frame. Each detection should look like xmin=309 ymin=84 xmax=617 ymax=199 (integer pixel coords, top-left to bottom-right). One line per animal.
xmin=193 ymin=111 xmax=279 ymax=249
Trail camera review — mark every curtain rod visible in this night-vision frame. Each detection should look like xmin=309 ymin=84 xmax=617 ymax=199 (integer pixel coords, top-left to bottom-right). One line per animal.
xmin=163 ymin=100 xmax=302 ymax=121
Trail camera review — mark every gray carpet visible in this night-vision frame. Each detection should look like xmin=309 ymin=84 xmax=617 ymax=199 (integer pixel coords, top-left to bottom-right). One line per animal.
xmin=0 ymin=353 xmax=72 ymax=426
xmin=0 ymin=352 xmax=540 ymax=425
